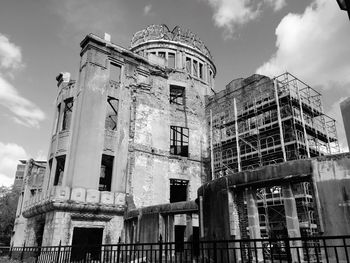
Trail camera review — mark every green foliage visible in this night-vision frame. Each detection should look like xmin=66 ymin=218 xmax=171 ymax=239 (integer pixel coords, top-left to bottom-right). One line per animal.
xmin=0 ymin=186 xmax=20 ymax=245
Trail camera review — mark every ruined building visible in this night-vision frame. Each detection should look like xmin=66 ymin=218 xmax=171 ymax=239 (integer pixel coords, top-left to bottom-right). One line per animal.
xmin=12 ymin=24 xmax=348 ymax=254
xmin=12 ymin=24 xmax=215 ymax=247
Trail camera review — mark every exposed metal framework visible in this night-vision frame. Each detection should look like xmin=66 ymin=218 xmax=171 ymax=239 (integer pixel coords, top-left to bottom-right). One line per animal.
xmin=208 ymin=72 xmax=339 ymax=177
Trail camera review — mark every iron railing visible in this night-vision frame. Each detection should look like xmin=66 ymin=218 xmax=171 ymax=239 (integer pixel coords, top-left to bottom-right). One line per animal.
xmin=1 ymin=235 xmax=349 ymax=263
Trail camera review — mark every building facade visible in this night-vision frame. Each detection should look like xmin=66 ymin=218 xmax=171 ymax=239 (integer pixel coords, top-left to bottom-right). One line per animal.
xmin=13 ymin=24 xmax=215 ymax=247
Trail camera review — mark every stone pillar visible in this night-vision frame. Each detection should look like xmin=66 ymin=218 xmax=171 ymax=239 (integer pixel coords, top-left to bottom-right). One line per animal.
xmin=282 ymin=184 xmax=303 ymax=262
xmin=185 ymin=213 xmax=193 ymax=241
xmin=246 ymin=189 xmax=263 ymax=261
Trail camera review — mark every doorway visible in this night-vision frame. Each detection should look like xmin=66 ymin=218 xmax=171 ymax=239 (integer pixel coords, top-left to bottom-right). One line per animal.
xmin=71 ymin=227 xmax=103 ymax=261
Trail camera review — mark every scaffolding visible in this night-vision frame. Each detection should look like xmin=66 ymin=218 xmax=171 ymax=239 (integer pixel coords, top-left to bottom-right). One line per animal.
xmin=207 ymin=72 xmax=340 ymax=178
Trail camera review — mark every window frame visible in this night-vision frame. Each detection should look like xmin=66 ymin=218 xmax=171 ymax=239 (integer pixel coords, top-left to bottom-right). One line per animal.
xmin=169 ymin=85 xmax=185 ymax=105
xmin=170 ymin=126 xmax=189 ymax=157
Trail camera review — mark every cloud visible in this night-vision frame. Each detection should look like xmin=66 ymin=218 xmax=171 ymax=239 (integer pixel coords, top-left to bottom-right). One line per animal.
xmin=0 ymin=34 xmax=45 ymax=128
xmin=143 ymin=4 xmax=153 ymax=16
xmin=0 ymin=34 xmax=23 ymax=71
xmin=256 ymin=0 xmax=350 ymax=87
xmin=256 ymin=0 xmax=350 ymax=153
xmin=203 ymin=0 xmax=285 ymax=35
xmin=0 ymin=142 xmax=28 ymax=187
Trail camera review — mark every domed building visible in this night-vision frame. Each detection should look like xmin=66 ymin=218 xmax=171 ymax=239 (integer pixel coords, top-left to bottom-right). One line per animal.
xmin=12 ymin=25 xmax=216 ymax=248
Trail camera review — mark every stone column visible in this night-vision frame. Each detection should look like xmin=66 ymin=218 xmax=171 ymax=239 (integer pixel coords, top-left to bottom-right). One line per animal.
xmin=282 ymin=183 xmax=303 ymax=262
xmin=246 ymin=189 xmax=263 ymax=261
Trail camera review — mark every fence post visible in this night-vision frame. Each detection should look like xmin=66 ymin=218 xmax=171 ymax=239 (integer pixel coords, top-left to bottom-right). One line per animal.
xmin=158 ymin=234 xmax=163 ymax=263
xmin=20 ymin=241 xmax=26 ymax=262
xmin=56 ymin=240 xmax=61 ymax=263
xmin=8 ymin=242 xmax=13 ymax=259
xmin=116 ymin=237 xmax=121 ymax=263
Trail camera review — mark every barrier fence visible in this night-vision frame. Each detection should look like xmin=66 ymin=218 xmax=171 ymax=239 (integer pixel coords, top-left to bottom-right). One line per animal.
xmin=1 ymin=235 xmax=349 ymax=263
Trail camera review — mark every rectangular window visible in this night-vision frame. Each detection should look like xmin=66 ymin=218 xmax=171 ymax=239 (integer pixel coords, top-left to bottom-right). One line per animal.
xmin=54 ymin=155 xmax=65 ymax=186
xmin=170 ymin=126 xmax=189 ymax=157
xmin=193 ymin=60 xmax=198 ymax=78
xmin=62 ymin=98 xmax=73 ymax=131
xmin=199 ymin=63 xmax=204 ymax=80
xmin=170 ymin=179 xmax=188 ymax=203
xmin=158 ymin=51 xmax=166 ymax=58
xmin=99 ymin=155 xmax=114 ymax=191
xmin=168 ymin=52 xmax=175 ymax=68
xmin=105 ymin=97 xmax=119 ymax=131
xmin=170 ymin=85 xmax=185 ymax=105
xmin=209 ymin=70 xmax=213 ymax=84
xmin=54 ymin=104 xmax=61 ymax=134
xmin=110 ymin=63 xmax=121 ymax=83
xmin=186 ymin=57 xmax=191 ymax=74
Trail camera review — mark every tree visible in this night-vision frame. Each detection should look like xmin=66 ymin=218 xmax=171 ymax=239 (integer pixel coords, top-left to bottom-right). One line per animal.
xmin=0 ymin=186 xmax=20 ymax=245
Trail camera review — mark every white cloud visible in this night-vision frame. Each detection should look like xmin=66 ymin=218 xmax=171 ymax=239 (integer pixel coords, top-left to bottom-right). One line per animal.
xmin=203 ymin=0 xmax=285 ymax=35
xmin=144 ymin=4 xmax=153 ymax=16
xmin=256 ymin=0 xmax=350 ymax=153
xmin=0 ymin=142 xmax=28 ymax=187
xmin=0 ymin=34 xmax=45 ymax=128
xmin=256 ymin=0 xmax=350 ymax=86
xmin=0 ymin=34 xmax=23 ymax=71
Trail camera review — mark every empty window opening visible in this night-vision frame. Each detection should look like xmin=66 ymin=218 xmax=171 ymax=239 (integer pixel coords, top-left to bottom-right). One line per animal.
xmin=170 ymin=126 xmax=189 ymax=157
xmin=175 ymin=226 xmax=186 ymax=252
xmin=193 ymin=60 xmax=198 ymax=78
xmin=209 ymin=70 xmax=213 ymax=84
xmin=105 ymin=97 xmax=119 ymax=131
xmin=186 ymin=57 xmax=191 ymax=74
xmin=54 ymin=155 xmax=65 ymax=186
xmin=170 ymin=179 xmax=188 ymax=203
xmin=110 ymin=63 xmax=121 ymax=83
xmin=168 ymin=52 xmax=175 ymax=68
xmin=71 ymin=227 xmax=103 ymax=261
xmin=158 ymin=51 xmax=166 ymax=58
xmin=199 ymin=63 xmax=203 ymax=80
xmin=62 ymin=98 xmax=73 ymax=131
xmin=99 ymin=154 xmax=114 ymax=191
xmin=170 ymin=85 xmax=185 ymax=105
xmin=54 ymin=103 xmax=61 ymax=134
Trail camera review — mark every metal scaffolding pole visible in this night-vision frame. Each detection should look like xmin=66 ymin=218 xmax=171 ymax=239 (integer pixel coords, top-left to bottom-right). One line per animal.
xmin=210 ymin=109 xmax=215 ymax=179
xmin=234 ymin=98 xmax=241 ymax=172
xmin=296 ymin=82 xmax=311 ymax=158
xmin=274 ymin=80 xmax=287 ymax=162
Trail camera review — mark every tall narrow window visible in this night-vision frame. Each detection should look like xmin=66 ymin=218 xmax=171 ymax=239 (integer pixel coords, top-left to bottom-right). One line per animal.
xmin=209 ymin=70 xmax=213 ymax=85
xmin=170 ymin=85 xmax=185 ymax=105
xmin=110 ymin=63 xmax=121 ymax=83
xmin=62 ymin=98 xmax=73 ymax=131
xmin=199 ymin=63 xmax=204 ymax=80
xmin=99 ymin=155 xmax=114 ymax=191
xmin=193 ymin=60 xmax=198 ymax=78
xmin=54 ymin=103 xmax=61 ymax=134
xmin=168 ymin=52 xmax=175 ymax=68
xmin=105 ymin=97 xmax=119 ymax=131
xmin=54 ymin=155 xmax=65 ymax=186
xmin=170 ymin=126 xmax=189 ymax=157
xmin=186 ymin=57 xmax=191 ymax=74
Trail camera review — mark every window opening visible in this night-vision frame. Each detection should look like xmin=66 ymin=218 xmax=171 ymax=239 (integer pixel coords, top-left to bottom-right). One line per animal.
xmin=158 ymin=51 xmax=166 ymax=58
xmin=170 ymin=179 xmax=188 ymax=203
xmin=209 ymin=70 xmax=213 ymax=84
xmin=199 ymin=63 xmax=203 ymax=80
xmin=170 ymin=126 xmax=189 ymax=157
xmin=170 ymin=85 xmax=185 ymax=105
xmin=54 ymin=155 xmax=65 ymax=186
xmin=99 ymin=154 xmax=113 ymax=191
xmin=110 ymin=63 xmax=121 ymax=83
xmin=193 ymin=60 xmax=198 ymax=78
xmin=54 ymin=103 xmax=61 ymax=134
xmin=186 ymin=57 xmax=191 ymax=74
xmin=62 ymin=98 xmax=73 ymax=131
xmin=105 ymin=97 xmax=119 ymax=131
xmin=168 ymin=52 xmax=175 ymax=68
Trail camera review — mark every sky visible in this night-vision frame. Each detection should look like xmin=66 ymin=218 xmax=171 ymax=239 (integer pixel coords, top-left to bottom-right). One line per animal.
xmin=0 ymin=0 xmax=349 ymax=186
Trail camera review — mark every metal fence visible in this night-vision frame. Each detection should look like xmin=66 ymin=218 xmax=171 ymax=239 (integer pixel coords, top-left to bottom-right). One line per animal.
xmin=1 ymin=235 xmax=349 ymax=263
